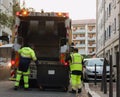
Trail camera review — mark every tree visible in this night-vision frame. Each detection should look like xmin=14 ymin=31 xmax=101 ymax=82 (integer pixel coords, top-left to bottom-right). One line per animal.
xmin=0 ymin=13 xmax=8 ymax=26
xmin=0 ymin=2 xmax=20 ymax=29
xmin=0 ymin=13 xmax=14 ymax=29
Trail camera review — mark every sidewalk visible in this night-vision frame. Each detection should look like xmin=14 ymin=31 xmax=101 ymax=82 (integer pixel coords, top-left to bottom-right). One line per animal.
xmin=68 ymin=83 xmax=89 ymax=97
xmin=84 ymin=82 xmax=116 ymax=97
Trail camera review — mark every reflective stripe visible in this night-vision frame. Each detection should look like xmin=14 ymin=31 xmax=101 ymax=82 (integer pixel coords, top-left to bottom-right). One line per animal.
xmin=17 ymin=70 xmax=22 ymax=74
xmin=71 ymin=54 xmax=82 ymax=64
xmin=72 ymin=62 xmax=82 ymax=64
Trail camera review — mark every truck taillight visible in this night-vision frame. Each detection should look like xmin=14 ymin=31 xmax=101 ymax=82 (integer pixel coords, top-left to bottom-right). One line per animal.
xmin=64 ymin=62 xmax=69 ymax=66
xmin=60 ymin=53 xmax=69 ymax=66
xmin=56 ymin=12 xmax=69 ymax=18
xmin=57 ymin=12 xmax=62 ymax=16
xmin=60 ymin=53 xmax=65 ymax=63
xmin=16 ymin=8 xmax=29 ymax=16
xmin=11 ymin=60 xmax=15 ymax=65
xmin=21 ymin=10 xmax=28 ymax=16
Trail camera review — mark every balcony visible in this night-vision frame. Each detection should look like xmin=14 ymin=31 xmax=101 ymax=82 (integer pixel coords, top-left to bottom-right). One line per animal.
xmin=72 ymin=29 xmax=86 ymax=34
xmin=73 ymin=37 xmax=85 ymax=40
xmin=88 ymin=37 xmax=96 ymax=41
xmin=88 ymin=51 xmax=96 ymax=55
xmin=87 ymin=29 xmax=96 ymax=33
xmin=79 ymin=51 xmax=86 ymax=55
xmin=75 ymin=44 xmax=85 ymax=47
xmin=88 ymin=44 xmax=96 ymax=47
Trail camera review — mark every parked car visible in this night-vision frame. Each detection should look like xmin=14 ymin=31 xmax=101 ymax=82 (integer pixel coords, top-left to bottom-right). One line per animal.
xmin=83 ymin=58 xmax=115 ymax=81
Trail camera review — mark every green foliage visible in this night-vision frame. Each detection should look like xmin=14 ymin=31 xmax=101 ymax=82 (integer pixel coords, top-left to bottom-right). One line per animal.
xmin=0 ymin=3 xmax=20 ymax=29
xmin=0 ymin=13 xmax=14 ymax=29
xmin=8 ymin=16 xmax=15 ymax=28
xmin=0 ymin=13 xmax=8 ymax=25
xmin=13 ymin=4 xmax=21 ymax=16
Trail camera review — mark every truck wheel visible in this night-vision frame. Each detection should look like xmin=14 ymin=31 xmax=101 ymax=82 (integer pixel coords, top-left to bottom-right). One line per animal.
xmin=63 ymin=87 xmax=68 ymax=92
xmin=39 ymin=85 xmax=44 ymax=91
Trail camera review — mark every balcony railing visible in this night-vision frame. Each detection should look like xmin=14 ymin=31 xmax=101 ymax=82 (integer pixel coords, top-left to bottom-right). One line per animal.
xmin=88 ymin=51 xmax=95 ymax=55
xmin=79 ymin=51 xmax=86 ymax=54
xmin=73 ymin=37 xmax=85 ymax=40
xmin=88 ymin=44 xmax=96 ymax=47
xmin=87 ymin=29 xmax=96 ymax=33
xmin=72 ymin=29 xmax=86 ymax=34
xmin=75 ymin=44 xmax=85 ymax=47
xmin=88 ymin=37 xmax=96 ymax=41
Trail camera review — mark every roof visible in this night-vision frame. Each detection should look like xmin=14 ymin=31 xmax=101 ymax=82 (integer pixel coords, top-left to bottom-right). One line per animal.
xmin=72 ymin=19 xmax=96 ymax=25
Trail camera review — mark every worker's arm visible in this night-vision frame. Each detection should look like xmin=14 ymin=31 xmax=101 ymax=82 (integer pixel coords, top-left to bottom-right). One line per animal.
xmin=65 ymin=54 xmax=71 ymax=62
xmin=30 ymin=49 xmax=39 ymax=66
xmin=35 ymin=60 xmax=39 ymax=66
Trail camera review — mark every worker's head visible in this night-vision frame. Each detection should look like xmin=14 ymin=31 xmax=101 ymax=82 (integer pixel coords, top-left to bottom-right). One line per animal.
xmin=24 ymin=44 xmax=35 ymax=50
xmin=73 ymin=48 xmax=78 ymax=53
xmin=23 ymin=43 xmax=31 ymax=47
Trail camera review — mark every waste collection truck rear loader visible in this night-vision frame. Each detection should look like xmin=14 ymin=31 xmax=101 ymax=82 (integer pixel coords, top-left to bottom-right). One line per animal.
xmin=11 ymin=9 xmax=72 ymax=91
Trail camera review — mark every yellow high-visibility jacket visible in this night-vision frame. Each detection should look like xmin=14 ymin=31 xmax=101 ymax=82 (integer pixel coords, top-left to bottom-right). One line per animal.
xmin=70 ymin=53 xmax=83 ymax=71
xmin=18 ymin=47 xmax=37 ymax=61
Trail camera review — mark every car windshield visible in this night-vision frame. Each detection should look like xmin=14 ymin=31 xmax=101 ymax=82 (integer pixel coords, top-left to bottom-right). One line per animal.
xmin=87 ymin=59 xmax=104 ymax=66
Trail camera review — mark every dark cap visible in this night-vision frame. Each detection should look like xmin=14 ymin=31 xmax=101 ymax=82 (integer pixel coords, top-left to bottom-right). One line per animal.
xmin=23 ymin=44 xmax=31 ymax=47
xmin=74 ymin=48 xmax=78 ymax=52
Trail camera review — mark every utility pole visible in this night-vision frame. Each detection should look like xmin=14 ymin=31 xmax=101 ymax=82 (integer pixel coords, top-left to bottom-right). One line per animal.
xmin=117 ymin=2 xmax=120 ymax=97
xmin=101 ymin=0 xmax=107 ymax=94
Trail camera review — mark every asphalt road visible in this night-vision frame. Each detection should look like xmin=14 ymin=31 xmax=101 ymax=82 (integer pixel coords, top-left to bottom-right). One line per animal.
xmin=0 ymin=81 xmax=88 ymax=97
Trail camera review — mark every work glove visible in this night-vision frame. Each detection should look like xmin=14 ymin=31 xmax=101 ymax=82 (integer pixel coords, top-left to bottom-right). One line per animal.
xmin=35 ymin=60 xmax=39 ymax=66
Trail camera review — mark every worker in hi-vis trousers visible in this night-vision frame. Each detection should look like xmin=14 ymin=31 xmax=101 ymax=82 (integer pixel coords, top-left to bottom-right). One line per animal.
xmin=65 ymin=48 xmax=83 ymax=94
xmin=14 ymin=44 xmax=38 ymax=91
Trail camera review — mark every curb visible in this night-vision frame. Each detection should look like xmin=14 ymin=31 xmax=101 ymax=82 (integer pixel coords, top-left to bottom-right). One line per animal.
xmin=84 ymin=83 xmax=101 ymax=97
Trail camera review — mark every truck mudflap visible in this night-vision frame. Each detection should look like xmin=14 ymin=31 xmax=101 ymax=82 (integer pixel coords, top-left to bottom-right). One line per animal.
xmin=37 ymin=64 xmax=69 ymax=91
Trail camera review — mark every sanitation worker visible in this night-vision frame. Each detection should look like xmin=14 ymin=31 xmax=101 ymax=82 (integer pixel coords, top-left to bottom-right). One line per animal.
xmin=14 ymin=44 xmax=38 ymax=91
xmin=65 ymin=48 xmax=83 ymax=93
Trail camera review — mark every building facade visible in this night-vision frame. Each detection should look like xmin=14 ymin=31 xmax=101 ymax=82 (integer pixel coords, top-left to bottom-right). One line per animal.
xmin=72 ymin=19 xmax=96 ymax=56
xmin=96 ymin=0 xmax=120 ymax=65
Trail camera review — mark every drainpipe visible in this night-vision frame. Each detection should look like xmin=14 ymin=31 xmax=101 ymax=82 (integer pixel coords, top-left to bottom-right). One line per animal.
xmin=117 ymin=1 xmax=120 ymax=97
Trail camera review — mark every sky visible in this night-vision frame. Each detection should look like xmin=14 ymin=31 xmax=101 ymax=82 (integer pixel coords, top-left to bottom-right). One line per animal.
xmin=20 ymin=0 xmax=96 ymax=20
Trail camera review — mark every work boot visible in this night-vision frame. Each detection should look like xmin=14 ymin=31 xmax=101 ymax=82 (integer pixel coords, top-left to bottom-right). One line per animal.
xmin=69 ymin=89 xmax=76 ymax=93
xmin=78 ymin=88 xmax=82 ymax=93
xmin=14 ymin=86 xmax=18 ymax=90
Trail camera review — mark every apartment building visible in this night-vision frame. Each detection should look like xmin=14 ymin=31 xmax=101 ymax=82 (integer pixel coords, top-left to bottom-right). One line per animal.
xmin=96 ymin=0 xmax=120 ymax=65
xmin=72 ymin=19 xmax=96 ymax=56
xmin=0 ymin=0 xmax=14 ymax=44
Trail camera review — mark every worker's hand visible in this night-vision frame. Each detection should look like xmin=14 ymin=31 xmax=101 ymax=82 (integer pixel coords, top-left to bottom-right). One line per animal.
xmin=35 ymin=60 xmax=39 ymax=66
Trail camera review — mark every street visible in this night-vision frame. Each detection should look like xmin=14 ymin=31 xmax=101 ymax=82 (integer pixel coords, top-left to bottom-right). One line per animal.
xmin=0 ymin=81 xmax=88 ymax=97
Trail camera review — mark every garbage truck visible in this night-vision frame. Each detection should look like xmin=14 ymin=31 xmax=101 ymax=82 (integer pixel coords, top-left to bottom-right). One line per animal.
xmin=11 ymin=8 xmax=72 ymax=91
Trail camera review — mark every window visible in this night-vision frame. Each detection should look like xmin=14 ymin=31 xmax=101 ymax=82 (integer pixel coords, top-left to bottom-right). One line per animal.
xmin=109 ymin=3 xmax=111 ymax=16
xmin=104 ymin=30 xmax=106 ymax=40
xmin=107 ymin=28 xmax=109 ymax=40
xmin=107 ymin=7 xmax=109 ymax=19
xmin=109 ymin=25 xmax=111 ymax=37
xmin=114 ymin=18 xmax=116 ymax=33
